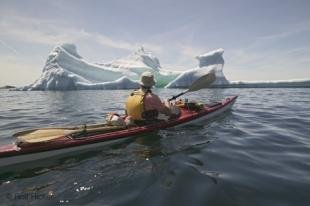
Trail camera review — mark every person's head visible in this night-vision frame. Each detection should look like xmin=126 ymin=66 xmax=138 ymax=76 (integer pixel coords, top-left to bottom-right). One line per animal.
xmin=139 ymin=71 xmax=156 ymax=89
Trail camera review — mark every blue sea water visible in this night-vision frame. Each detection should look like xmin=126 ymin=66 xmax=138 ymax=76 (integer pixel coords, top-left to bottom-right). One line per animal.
xmin=0 ymin=88 xmax=309 ymax=206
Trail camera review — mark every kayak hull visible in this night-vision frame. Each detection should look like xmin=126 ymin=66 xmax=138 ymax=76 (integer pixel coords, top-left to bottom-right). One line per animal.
xmin=0 ymin=137 xmax=130 ymax=168
xmin=0 ymin=96 xmax=237 ymax=168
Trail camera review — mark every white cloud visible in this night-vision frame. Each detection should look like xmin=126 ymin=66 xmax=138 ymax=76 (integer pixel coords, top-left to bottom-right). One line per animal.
xmin=0 ymin=14 xmax=206 ymax=70
xmin=179 ymin=45 xmax=201 ymax=58
xmin=226 ymin=20 xmax=310 ymax=71
xmin=257 ymin=20 xmax=310 ymax=41
xmin=0 ymin=16 xmax=81 ymax=45
xmin=0 ymin=15 xmax=162 ymax=53
xmin=0 ymin=54 xmax=42 ymax=86
xmin=0 ymin=39 xmax=19 ymax=55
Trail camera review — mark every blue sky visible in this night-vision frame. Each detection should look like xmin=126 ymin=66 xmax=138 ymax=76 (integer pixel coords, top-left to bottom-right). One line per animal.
xmin=0 ymin=0 xmax=309 ymax=86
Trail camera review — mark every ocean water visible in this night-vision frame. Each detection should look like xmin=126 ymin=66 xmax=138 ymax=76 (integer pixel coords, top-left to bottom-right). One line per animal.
xmin=0 ymin=88 xmax=309 ymax=206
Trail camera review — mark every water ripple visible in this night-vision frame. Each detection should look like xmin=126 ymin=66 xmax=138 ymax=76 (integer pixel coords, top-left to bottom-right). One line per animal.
xmin=0 ymin=88 xmax=310 ymax=206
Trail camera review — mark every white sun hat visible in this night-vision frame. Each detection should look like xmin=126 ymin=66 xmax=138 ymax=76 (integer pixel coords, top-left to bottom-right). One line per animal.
xmin=139 ymin=71 xmax=156 ymax=87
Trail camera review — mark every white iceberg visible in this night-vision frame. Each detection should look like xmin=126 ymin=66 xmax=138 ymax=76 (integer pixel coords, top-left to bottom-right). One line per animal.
xmin=165 ymin=48 xmax=228 ymax=88
xmin=20 ymin=43 xmax=229 ymax=90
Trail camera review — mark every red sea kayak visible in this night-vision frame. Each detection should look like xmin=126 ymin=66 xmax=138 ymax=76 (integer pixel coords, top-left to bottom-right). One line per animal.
xmin=0 ymin=96 xmax=237 ymax=168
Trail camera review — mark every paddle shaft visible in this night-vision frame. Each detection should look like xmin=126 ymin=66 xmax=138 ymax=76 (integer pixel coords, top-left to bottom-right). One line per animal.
xmin=13 ymin=123 xmax=108 ymax=138
xmin=168 ymin=89 xmax=188 ymax=102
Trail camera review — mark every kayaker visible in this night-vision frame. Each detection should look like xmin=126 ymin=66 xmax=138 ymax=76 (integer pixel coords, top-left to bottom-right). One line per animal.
xmin=125 ymin=71 xmax=174 ymax=122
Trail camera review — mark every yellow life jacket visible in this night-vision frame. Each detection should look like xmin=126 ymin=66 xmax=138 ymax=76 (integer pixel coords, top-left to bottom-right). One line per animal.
xmin=125 ymin=90 xmax=147 ymax=120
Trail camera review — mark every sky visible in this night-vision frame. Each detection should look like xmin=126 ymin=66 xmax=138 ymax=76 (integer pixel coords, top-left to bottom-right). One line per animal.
xmin=0 ymin=0 xmax=310 ymax=86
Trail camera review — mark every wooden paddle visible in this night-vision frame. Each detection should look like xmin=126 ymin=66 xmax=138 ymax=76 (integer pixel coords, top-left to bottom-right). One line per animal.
xmin=14 ymin=124 xmax=126 ymax=143
xmin=13 ymin=123 xmax=107 ymax=138
xmin=168 ymin=71 xmax=216 ymax=101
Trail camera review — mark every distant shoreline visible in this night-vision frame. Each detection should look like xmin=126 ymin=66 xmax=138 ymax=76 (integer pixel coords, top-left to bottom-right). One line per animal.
xmin=0 ymin=85 xmax=16 ymax=89
xmin=209 ymin=83 xmax=310 ymax=88
xmin=12 ymin=85 xmax=310 ymax=91
xmin=4 ymin=80 xmax=310 ymax=91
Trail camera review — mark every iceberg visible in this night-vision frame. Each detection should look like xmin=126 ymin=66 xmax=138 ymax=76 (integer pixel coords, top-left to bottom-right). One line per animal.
xmin=21 ymin=43 xmax=228 ymax=90
xmin=22 ymin=44 xmax=139 ymax=90
xmin=22 ymin=43 xmax=310 ymax=90
xmin=98 ymin=46 xmax=161 ymax=72
xmin=165 ymin=48 xmax=229 ymax=88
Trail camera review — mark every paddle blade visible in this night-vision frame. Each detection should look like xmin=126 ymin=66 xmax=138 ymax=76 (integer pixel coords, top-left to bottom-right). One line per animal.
xmin=168 ymin=71 xmax=216 ymax=101
xmin=188 ymin=72 xmax=216 ymax=92
xmin=16 ymin=129 xmax=74 ymax=143
xmin=15 ymin=125 xmax=126 ymax=143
